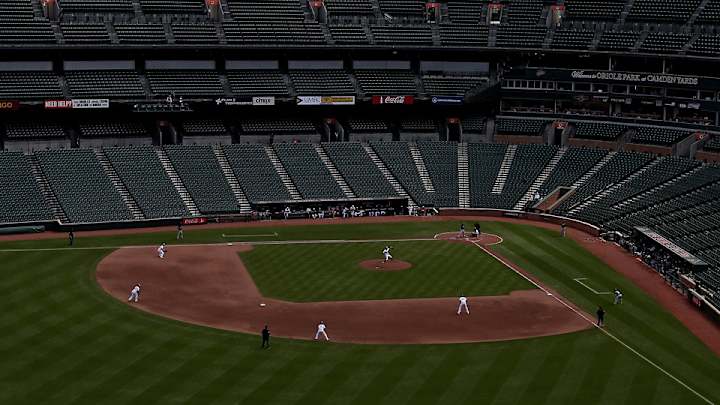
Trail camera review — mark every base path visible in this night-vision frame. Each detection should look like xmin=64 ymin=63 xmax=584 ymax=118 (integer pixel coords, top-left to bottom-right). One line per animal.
xmin=96 ymin=244 xmax=590 ymax=344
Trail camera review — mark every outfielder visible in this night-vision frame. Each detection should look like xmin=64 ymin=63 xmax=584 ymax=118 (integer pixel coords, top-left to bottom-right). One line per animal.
xmin=157 ymin=243 xmax=167 ymax=259
xmin=314 ymin=321 xmax=329 ymax=341
xmin=457 ymin=295 xmax=470 ymax=315
xmin=128 ymin=284 xmax=141 ymax=303
xmin=383 ymin=246 xmax=393 ymax=262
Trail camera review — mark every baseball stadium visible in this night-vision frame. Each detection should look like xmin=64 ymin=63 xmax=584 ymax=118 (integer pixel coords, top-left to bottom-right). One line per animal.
xmin=1 ymin=0 xmax=720 ymax=403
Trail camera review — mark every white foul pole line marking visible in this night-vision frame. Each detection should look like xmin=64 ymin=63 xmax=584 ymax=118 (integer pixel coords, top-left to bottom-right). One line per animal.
xmin=474 ymin=241 xmax=714 ymax=405
xmin=574 ymin=277 xmax=613 ymax=295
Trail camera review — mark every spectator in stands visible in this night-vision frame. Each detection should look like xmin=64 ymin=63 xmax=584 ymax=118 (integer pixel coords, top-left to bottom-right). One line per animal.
xmin=176 ymin=223 xmax=184 ymax=240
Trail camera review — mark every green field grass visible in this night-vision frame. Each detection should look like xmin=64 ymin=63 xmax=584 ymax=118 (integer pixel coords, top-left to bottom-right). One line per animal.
xmin=0 ymin=220 xmax=718 ymax=404
xmin=240 ymin=240 xmax=532 ymax=301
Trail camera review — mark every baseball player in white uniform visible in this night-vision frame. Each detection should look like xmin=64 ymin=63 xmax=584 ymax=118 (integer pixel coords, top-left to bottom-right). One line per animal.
xmin=457 ymin=295 xmax=469 ymax=315
xmin=128 ymin=284 xmax=141 ymax=303
xmin=383 ymin=246 xmax=393 ymax=262
xmin=314 ymin=321 xmax=329 ymax=341
xmin=157 ymin=243 xmax=167 ymax=259
xmin=613 ymin=289 xmax=623 ymax=304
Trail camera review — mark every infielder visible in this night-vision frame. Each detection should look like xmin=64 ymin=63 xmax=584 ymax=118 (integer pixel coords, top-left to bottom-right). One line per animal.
xmin=157 ymin=243 xmax=167 ymax=259
xmin=314 ymin=321 xmax=329 ymax=341
xmin=128 ymin=284 xmax=141 ymax=303
xmin=383 ymin=246 xmax=393 ymax=262
xmin=613 ymin=289 xmax=623 ymax=304
xmin=457 ymin=295 xmax=469 ymax=315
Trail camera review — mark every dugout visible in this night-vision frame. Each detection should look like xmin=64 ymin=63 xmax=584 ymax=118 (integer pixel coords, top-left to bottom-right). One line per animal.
xmin=633 ymin=227 xmax=709 ymax=273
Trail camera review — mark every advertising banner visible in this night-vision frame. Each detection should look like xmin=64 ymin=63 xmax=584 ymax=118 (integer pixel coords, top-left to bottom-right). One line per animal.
xmin=215 ymin=96 xmax=276 ymax=106
xmin=0 ymin=101 xmax=19 ymax=110
xmin=72 ymin=99 xmax=110 ymax=109
xmin=371 ymin=95 xmax=415 ymax=105
xmin=44 ymin=100 xmax=73 ymax=109
xmin=182 ymin=217 xmax=208 ymax=226
xmin=252 ymin=96 xmax=275 ymax=106
xmin=431 ymin=96 xmax=464 ymax=105
xmin=297 ymin=96 xmax=356 ymax=106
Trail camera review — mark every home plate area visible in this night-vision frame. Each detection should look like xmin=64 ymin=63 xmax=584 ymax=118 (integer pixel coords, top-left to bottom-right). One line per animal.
xmin=434 ymin=231 xmax=503 ymax=246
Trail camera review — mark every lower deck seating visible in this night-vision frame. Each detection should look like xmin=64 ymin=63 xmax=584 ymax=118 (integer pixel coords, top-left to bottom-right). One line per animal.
xmin=222 ymin=144 xmax=291 ymax=203
xmin=573 ymin=156 xmax=700 ymax=224
xmin=273 ymin=143 xmax=346 ymax=200
xmin=163 ymin=145 xmax=239 ymax=213
xmin=553 ymin=151 xmax=655 ymax=214
xmin=322 ymin=142 xmax=398 ymax=199
xmin=417 ymin=141 xmax=458 ymax=207
xmin=538 ymin=147 xmax=608 ymax=196
xmin=104 ymin=146 xmax=189 ymax=219
xmin=35 ymin=149 xmax=132 ymax=223
xmin=370 ymin=141 xmax=434 ymax=206
xmin=0 ymin=152 xmax=53 ymax=223
xmin=469 ymin=143 xmax=508 ymax=208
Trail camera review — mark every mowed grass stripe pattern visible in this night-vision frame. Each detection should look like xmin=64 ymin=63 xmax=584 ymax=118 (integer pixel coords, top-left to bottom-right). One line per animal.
xmin=240 ymin=240 xmax=532 ymax=301
xmin=0 ymin=221 xmax=716 ymax=404
xmin=490 ymin=222 xmax=720 ymax=402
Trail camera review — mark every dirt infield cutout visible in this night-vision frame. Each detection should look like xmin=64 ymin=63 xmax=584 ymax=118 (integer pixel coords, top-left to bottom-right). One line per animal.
xmin=358 ymin=259 xmax=413 ymax=271
xmin=96 ymin=241 xmax=590 ymax=344
xmin=434 ymin=232 xmax=503 ymax=246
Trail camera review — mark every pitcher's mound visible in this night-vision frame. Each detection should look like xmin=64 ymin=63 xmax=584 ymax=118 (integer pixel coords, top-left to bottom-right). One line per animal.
xmin=359 ymin=259 xmax=413 ymax=271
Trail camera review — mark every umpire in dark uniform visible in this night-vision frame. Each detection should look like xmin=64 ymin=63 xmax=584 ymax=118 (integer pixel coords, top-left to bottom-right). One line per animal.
xmin=261 ymin=325 xmax=270 ymax=349
xmin=596 ymin=306 xmax=605 ymax=327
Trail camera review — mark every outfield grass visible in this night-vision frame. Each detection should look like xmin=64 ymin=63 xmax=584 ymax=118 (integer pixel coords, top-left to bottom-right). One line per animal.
xmin=240 ymin=240 xmax=532 ymax=301
xmin=0 ymin=220 xmax=718 ymax=404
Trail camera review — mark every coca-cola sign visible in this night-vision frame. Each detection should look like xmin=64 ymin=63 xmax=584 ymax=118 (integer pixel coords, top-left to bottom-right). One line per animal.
xmin=181 ymin=217 xmax=208 ymax=226
xmin=371 ymin=96 xmax=415 ymax=105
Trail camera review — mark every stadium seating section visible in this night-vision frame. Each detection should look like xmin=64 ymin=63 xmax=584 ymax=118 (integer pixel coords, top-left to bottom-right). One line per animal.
xmin=0 ymin=152 xmax=53 ymax=223
xmin=273 ymin=143 xmax=346 ymax=200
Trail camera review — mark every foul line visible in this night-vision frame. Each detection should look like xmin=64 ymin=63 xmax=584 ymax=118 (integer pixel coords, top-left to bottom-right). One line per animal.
xmin=221 ymin=232 xmax=279 ymax=238
xmin=0 ymin=237 xmax=441 ymax=253
xmin=474 ymin=241 xmax=713 ymax=405
xmin=574 ymin=278 xmax=613 ymax=295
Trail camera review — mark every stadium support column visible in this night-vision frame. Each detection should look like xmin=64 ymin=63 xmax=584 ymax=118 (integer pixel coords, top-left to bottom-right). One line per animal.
xmin=206 ymin=0 xmax=220 ymax=21
xmin=42 ymin=0 xmax=60 ymax=20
